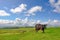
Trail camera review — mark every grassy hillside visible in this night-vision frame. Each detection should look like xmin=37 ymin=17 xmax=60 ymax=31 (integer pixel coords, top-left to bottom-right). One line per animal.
xmin=0 ymin=27 xmax=60 ymax=40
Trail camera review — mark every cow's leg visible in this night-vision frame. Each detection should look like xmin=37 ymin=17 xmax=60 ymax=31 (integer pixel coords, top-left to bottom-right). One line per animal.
xmin=35 ymin=28 xmax=39 ymax=32
xmin=35 ymin=29 xmax=38 ymax=32
xmin=42 ymin=28 xmax=44 ymax=33
xmin=36 ymin=30 xmax=38 ymax=32
xmin=43 ymin=29 xmax=44 ymax=33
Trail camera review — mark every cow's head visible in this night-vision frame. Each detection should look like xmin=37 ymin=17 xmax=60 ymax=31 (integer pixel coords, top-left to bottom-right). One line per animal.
xmin=43 ymin=24 xmax=47 ymax=29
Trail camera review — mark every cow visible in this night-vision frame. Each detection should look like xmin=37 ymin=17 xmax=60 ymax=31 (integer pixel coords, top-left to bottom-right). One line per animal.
xmin=35 ymin=24 xmax=47 ymax=33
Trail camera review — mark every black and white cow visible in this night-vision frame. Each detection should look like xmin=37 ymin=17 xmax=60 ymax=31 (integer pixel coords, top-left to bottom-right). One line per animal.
xmin=35 ymin=24 xmax=47 ymax=33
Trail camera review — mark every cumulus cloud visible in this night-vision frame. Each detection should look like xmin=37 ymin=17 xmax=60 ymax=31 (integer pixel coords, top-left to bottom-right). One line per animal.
xmin=49 ymin=0 xmax=60 ymax=13
xmin=10 ymin=4 xmax=27 ymax=13
xmin=0 ymin=20 xmax=14 ymax=24
xmin=0 ymin=18 xmax=37 ymax=27
xmin=49 ymin=20 xmax=60 ymax=26
xmin=0 ymin=10 xmax=10 ymax=16
xmin=15 ymin=17 xmax=35 ymax=26
xmin=26 ymin=6 xmax=42 ymax=16
xmin=0 ymin=18 xmax=60 ymax=27
xmin=36 ymin=20 xmax=41 ymax=24
xmin=15 ymin=17 xmax=28 ymax=26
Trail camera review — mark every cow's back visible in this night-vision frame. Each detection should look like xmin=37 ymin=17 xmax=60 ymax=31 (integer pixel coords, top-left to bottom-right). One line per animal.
xmin=35 ymin=24 xmax=42 ymax=30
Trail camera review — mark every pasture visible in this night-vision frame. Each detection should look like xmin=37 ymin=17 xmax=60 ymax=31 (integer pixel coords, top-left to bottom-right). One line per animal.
xmin=0 ymin=27 xmax=60 ymax=40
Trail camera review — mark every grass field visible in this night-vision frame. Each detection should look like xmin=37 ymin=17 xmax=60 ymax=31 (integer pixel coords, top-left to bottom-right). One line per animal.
xmin=0 ymin=27 xmax=60 ymax=40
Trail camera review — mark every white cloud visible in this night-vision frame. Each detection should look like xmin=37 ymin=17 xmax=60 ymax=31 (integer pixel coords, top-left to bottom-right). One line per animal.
xmin=49 ymin=0 xmax=60 ymax=13
xmin=53 ymin=20 xmax=59 ymax=23
xmin=15 ymin=17 xmax=28 ymax=26
xmin=0 ymin=19 xmax=14 ymax=24
xmin=49 ymin=0 xmax=55 ymax=4
xmin=26 ymin=6 xmax=42 ymax=16
xmin=46 ymin=19 xmax=60 ymax=26
xmin=0 ymin=18 xmax=60 ymax=27
xmin=0 ymin=18 xmax=36 ymax=27
xmin=27 ymin=21 xmax=36 ymax=26
xmin=10 ymin=4 xmax=27 ymax=13
xmin=36 ymin=20 xmax=41 ymax=24
xmin=0 ymin=10 xmax=10 ymax=16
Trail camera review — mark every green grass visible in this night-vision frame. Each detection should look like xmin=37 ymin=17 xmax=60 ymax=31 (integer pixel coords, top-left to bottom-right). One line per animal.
xmin=0 ymin=27 xmax=60 ymax=40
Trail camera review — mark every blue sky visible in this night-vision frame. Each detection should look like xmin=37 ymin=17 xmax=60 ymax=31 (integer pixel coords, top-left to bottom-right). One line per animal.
xmin=0 ymin=0 xmax=60 ymax=27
